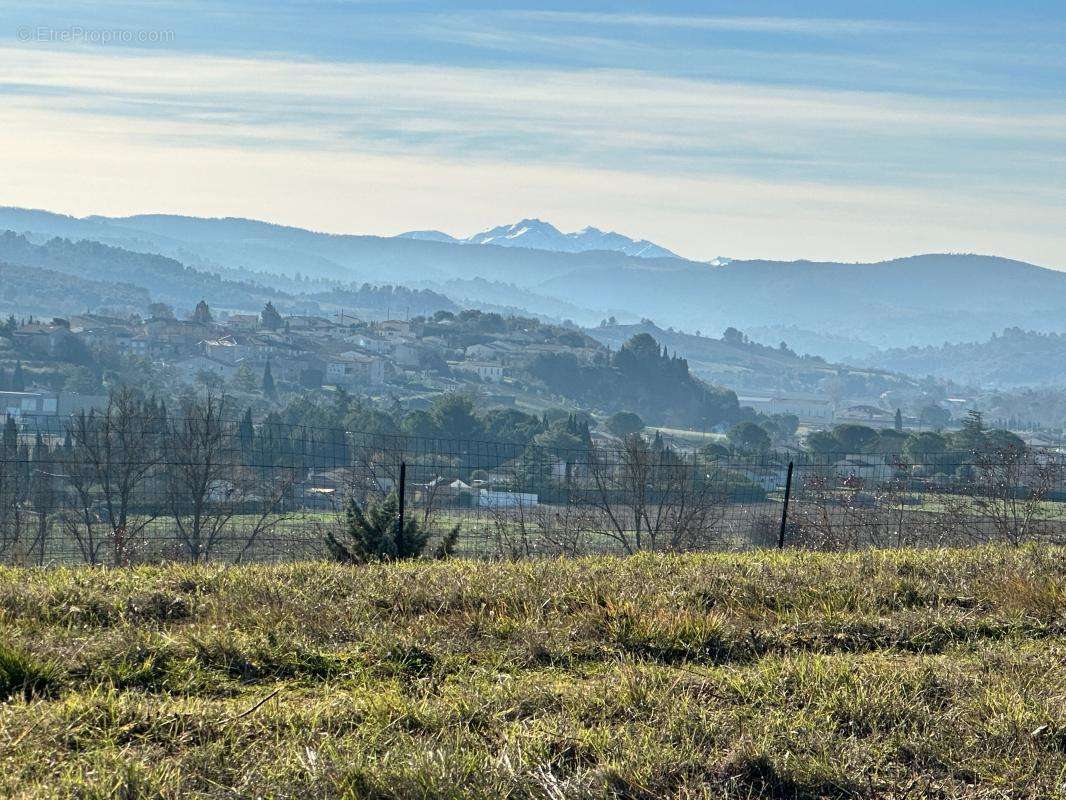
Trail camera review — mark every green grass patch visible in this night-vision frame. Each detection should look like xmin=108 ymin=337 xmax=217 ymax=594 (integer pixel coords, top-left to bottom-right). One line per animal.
xmin=0 ymin=546 xmax=1062 ymax=798
xmin=0 ymin=641 xmax=63 ymax=701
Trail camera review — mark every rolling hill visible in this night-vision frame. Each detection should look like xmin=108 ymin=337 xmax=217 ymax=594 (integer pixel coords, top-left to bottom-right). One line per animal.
xmin=0 ymin=231 xmax=458 ymax=320
xmin=0 ymin=231 xmax=284 ymax=312
xmin=862 ymin=327 xmax=1066 ymax=388
xmin=3 ymin=207 xmax=1065 ymax=355
xmin=588 ymin=321 xmax=919 ymax=397
xmin=0 ymin=260 xmax=150 ymax=317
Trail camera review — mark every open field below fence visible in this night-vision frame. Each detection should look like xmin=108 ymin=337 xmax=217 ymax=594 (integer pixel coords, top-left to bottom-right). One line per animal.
xmin=4 ymin=494 xmax=1065 ymax=565
xmin=0 ymin=546 xmax=1063 ymax=798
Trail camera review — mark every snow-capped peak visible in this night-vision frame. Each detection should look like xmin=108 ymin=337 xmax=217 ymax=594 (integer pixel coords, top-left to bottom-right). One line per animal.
xmin=395 ymin=219 xmax=682 ymax=259
xmin=395 ymin=229 xmax=458 ymax=244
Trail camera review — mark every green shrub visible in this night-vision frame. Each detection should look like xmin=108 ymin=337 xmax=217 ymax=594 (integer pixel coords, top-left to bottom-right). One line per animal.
xmin=326 ymin=492 xmax=430 ymax=562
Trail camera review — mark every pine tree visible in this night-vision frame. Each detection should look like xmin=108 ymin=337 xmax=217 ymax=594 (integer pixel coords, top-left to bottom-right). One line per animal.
xmin=963 ymin=409 xmax=985 ymax=435
xmin=192 ymin=300 xmax=213 ymax=324
xmin=261 ymin=302 xmax=283 ymax=331
xmin=325 ymin=493 xmax=430 ymax=563
xmin=894 ymin=408 xmax=903 ymax=432
xmin=11 ymin=361 xmax=25 ymax=392
xmin=16 ymin=442 xmax=30 ymax=501
xmin=956 ymin=409 xmax=987 ymax=454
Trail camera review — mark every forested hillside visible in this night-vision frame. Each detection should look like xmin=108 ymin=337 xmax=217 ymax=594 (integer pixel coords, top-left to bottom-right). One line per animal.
xmin=0 ymin=231 xmax=458 ymax=320
xmin=864 ymin=328 xmax=1066 ymax=388
xmin=589 ymin=321 xmax=919 ymax=397
xmin=530 ymin=332 xmax=747 ymax=428
xmin=0 ymin=261 xmax=150 ymax=316
xmin=0 ymin=232 xmax=282 ymax=311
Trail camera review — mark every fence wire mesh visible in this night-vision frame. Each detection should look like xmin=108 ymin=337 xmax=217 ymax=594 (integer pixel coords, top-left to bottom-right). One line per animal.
xmin=1 ymin=408 xmax=1063 ymax=565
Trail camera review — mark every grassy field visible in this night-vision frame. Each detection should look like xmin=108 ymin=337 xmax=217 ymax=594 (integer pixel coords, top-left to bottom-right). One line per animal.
xmin=0 ymin=548 xmax=1063 ymax=799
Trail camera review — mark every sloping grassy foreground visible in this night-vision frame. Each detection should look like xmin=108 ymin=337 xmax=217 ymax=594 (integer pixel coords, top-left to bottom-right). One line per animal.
xmin=0 ymin=548 xmax=1063 ymax=799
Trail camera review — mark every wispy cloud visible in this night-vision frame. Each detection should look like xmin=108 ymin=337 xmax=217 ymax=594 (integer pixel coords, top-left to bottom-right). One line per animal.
xmin=0 ymin=1 xmax=1063 ymax=267
xmin=4 ymin=46 xmax=1062 ymax=159
xmin=503 ymin=11 xmax=923 ymax=36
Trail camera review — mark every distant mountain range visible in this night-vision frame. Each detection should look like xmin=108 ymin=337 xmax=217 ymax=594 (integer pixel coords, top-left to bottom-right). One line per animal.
xmin=397 ymin=218 xmax=681 ymax=259
xmin=2 ymin=207 xmax=1066 ymax=366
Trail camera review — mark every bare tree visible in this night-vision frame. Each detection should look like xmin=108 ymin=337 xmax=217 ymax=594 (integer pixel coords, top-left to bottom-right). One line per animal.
xmin=234 ymin=465 xmax=301 ymax=563
xmin=164 ymin=396 xmax=240 ymax=562
xmin=787 ymin=472 xmax=868 ymax=551
xmin=970 ymin=447 xmax=1062 ymax=546
xmin=61 ymin=389 xmax=164 ymax=565
xmin=58 ymin=437 xmax=106 ymax=565
xmin=486 ymin=493 xmax=593 ymax=559
xmin=584 ymin=436 xmax=727 ymax=554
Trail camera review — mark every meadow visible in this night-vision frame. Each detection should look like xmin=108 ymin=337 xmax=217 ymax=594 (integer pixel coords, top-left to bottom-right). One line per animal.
xmin=0 ymin=546 xmax=1063 ymax=798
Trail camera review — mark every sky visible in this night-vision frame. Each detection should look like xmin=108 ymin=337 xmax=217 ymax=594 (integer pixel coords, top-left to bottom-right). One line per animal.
xmin=1 ymin=1 xmax=1064 ymax=266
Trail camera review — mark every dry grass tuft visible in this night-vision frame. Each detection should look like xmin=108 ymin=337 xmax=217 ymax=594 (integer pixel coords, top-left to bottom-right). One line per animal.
xmin=0 ymin=546 xmax=1062 ymax=798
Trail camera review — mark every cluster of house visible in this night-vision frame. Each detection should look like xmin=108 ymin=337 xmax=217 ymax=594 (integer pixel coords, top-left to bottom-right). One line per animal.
xmin=302 ymin=467 xmax=542 ymax=511
xmin=736 ymin=393 xmax=974 ymax=428
xmin=11 ymin=306 xmax=408 ymax=389
xmin=10 ymin=302 xmax=604 ymax=395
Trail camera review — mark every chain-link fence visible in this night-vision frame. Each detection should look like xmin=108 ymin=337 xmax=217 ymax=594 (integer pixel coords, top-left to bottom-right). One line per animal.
xmin=1 ymin=406 xmax=1063 ymax=565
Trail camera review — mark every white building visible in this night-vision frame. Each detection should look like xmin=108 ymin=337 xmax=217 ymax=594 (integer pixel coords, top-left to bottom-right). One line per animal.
xmin=352 ymin=335 xmax=390 ymax=355
xmin=738 ymin=394 xmax=835 ymax=422
xmin=326 ymin=352 xmax=385 ymax=387
xmin=450 ymin=361 xmax=504 ymax=382
xmin=171 ymin=354 xmax=242 ymax=381
xmin=477 ymin=489 xmax=538 ymax=509
xmin=0 ymin=391 xmax=107 ymax=422
xmin=1 ymin=391 xmax=58 ymax=417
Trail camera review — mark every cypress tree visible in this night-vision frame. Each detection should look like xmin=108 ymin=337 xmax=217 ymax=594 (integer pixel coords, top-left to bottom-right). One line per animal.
xmin=262 ymin=361 xmax=276 ymax=398
xmin=238 ymin=407 xmax=255 ymax=455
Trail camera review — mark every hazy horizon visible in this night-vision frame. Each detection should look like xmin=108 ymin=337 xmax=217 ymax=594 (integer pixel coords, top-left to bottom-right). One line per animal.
xmin=1 ymin=1 xmax=1063 ymax=268
xmin=6 ymin=203 xmax=1064 ymax=271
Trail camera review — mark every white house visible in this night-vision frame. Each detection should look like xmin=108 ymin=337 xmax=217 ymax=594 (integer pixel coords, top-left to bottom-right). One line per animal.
xmin=326 ymin=352 xmax=385 ymax=387
xmin=202 ymin=336 xmax=253 ymax=364
xmin=450 ymin=361 xmax=504 ymax=382
xmin=351 ymin=334 xmax=390 ymax=355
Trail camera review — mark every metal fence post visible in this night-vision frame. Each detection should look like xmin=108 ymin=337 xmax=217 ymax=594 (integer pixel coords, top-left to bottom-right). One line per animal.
xmin=396 ymin=460 xmax=407 ymax=555
xmin=778 ymin=461 xmax=794 ymax=549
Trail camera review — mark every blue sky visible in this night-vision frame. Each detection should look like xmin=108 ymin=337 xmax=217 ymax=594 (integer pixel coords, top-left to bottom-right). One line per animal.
xmin=1 ymin=1 xmax=1064 ymax=265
